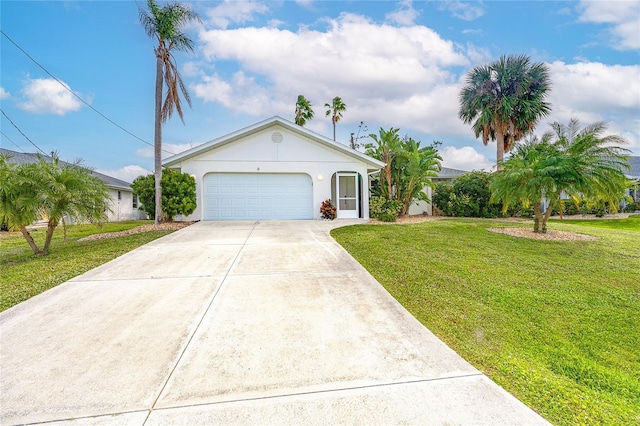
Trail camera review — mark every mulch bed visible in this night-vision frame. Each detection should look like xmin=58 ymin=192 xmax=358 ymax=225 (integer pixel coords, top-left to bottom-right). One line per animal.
xmin=78 ymin=222 xmax=193 ymax=242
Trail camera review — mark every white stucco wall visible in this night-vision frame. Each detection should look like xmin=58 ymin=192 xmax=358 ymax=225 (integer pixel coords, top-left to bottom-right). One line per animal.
xmin=167 ymin=125 xmax=374 ymax=221
xmin=407 ymin=186 xmax=433 ymax=216
xmin=107 ymin=189 xmax=146 ymax=222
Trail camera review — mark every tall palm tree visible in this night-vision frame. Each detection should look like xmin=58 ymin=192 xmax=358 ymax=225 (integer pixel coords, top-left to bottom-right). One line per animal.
xmin=459 ymin=54 xmax=552 ymax=169
xmin=139 ymin=0 xmax=201 ymax=224
xmin=294 ymin=95 xmax=314 ymax=126
xmin=491 ymin=119 xmax=633 ymax=233
xmin=325 ymin=96 xmax=346 ymax=141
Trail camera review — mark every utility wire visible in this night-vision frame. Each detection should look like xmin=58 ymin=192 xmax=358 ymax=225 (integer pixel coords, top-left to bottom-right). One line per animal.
xmin=1 ymin=29 xmax=177 ymax=155
xmin=0 ymin=109 xmax=48 ymax=155
xmin=0 ymin=130 xmax=26 ymax=152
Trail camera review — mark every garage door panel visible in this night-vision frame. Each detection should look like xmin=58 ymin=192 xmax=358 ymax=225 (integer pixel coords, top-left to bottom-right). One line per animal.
xmin=204 ymin=173 xmax=312 ymax=220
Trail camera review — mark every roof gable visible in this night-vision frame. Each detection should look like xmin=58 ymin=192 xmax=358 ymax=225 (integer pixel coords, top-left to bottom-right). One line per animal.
xmin=163 ymin=116 xmax=385 ymax=169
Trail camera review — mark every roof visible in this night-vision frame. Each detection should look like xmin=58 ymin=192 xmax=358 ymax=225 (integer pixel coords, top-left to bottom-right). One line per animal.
xmin=435 ymin=167 xmax=468 ymax=179
xmin=0 ymin=148 xmax=133 ymax=191
xmin=163 ymin=116 xmax=386 ymax=170
xmin=627 ymin=156 xmax=640 ymax=179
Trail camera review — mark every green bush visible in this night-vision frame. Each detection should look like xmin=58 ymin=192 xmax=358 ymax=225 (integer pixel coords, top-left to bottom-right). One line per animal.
xmin=131 ymin=169 xmax=196 ymax=221
xmin=433 ymin=172 xmax=504 ymax=218
xmin=622 ymin=202 xmax=638 ymax=213
xmin=369 ymin=196 xmax=402 ymax=222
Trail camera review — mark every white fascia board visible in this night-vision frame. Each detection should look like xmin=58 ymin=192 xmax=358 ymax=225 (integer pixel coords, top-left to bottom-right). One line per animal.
xmin=163 ymin=116 xmax=385 ymax=170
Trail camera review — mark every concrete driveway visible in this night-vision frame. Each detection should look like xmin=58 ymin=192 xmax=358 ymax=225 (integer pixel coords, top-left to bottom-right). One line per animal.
xmin=1 ymin=220 xmax=548 ymax=425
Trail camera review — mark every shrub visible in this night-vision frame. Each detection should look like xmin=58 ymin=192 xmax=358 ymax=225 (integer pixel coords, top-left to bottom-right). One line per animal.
xmin=433 ymin=172 xmax=503 ymax=218
xmin=320 ymin=199 xmax=337 ymax=220
xmin=131 ymin=169 xmax=196 ymax=221
xmin=369 ymin=196 xmax=402 ymax=222
xmin=623 ymin=202 xmax=638 ymax=213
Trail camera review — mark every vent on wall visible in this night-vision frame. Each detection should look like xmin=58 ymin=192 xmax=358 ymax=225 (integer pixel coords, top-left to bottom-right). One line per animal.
xmin=271 ymin=132 xmax=283 ymax=143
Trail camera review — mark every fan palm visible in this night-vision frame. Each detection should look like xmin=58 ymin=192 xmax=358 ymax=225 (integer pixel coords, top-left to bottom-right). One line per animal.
xmin=294 ymin=95 xmax=314 ymax=126
xmin=459 ymin=54 xmax=552 ymax=169
xmin=325 ymin=96 xmax=346 ymax=141
xmin=139 ymin=0 xmax=201 ymax=224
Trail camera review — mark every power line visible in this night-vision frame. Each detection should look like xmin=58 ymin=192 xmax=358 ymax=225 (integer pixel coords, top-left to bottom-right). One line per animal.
xmin=0 ymin=109 xmax=48 ymax=155
xmin=0 ymin=130 xmax=26 ymax=152
xmin=1 ymin=29 xmax=177 ymax=156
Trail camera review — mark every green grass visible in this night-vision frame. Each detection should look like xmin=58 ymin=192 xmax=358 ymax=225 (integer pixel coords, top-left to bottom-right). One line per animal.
xmin=0 ymin=221 xmax=176 ymax=312
xmin=332 ymin=218 xmax=640 ymax=426
xmin=549 ymin=214 xmax=640 ymax=231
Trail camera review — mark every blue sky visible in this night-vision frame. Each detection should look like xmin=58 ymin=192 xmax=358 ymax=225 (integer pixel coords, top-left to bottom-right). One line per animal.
xmin=1 ymin=0 xmax=639 ymax=182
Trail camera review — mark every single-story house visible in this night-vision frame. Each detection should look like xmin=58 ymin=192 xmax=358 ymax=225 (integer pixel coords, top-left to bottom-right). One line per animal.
xmin=162 ymin=116 xmax=385 ymax=221
xmin=0 ymin=148 xmax=145 ymax=222
xmin=626 ymin=156 xmax=639 ymax=203
xmin=407 ymin=167 xmax=468 ymax=215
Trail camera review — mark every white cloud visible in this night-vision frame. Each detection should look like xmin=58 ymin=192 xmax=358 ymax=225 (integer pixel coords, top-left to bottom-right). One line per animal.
xmin=19 ymin=77 xmax=86 ymax=115
xmin=0 ymin=87 xmax=10 ymax=99
xmin=577 ymin=0 xmax=640 ymax=50
xmin=544 ymin=61 xmax=640 ymax=149
xmin=205 ymin=0 xmax=269 ymax=29
xmin=196 ymin=12 xmax=469 ymax=126
xmin=135 ymin=142 xmax=202 ymax=159
xmin=386 ymin=0 xmax=419 ymax=26
xmin=97 ymin=165 xmax=151 ymax=183
xmin=440 ymin=146 xmax=493 ymax=171
xmin=437 ymin=1 xmax=485 ymax=21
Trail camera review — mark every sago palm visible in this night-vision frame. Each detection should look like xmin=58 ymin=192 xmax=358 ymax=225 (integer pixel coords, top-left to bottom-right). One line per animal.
xmin=295 ymin=95 xmax=314 ymax=126
xmin=139 ymin=0 xmax=201 ymax=224
xmin=459 ymin=54 xmax=552 ymax=169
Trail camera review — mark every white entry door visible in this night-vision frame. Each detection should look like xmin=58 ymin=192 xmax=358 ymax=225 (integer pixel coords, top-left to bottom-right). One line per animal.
xmin=336 ymin=172 xmax=359 ymax=219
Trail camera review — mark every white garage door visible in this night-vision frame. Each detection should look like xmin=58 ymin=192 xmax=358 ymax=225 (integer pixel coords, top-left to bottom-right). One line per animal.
xmin=203 ymin=173 xmax=313 ymax=220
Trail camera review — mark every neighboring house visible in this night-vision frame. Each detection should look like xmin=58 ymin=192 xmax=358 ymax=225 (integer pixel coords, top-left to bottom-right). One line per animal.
xmin=626 ymin=156 xmax=639 ymax=204
xmin=0 ymin=148 xmax=145 ymax=222
xmin=407 ymin=167 xmax=468 ymax=216
xmin=162 ymin=116 xmax=385 ymax=221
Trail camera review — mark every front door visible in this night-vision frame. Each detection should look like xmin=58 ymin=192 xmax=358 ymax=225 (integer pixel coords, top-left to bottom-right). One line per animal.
xmin=336 ymin=173 xmax=359 ymax=219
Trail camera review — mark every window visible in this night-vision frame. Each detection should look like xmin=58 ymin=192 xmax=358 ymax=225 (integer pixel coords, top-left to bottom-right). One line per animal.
xmin=133 ymin=194 xmax=138 ymax=209
xmin=118 ymin=191 xmax=122 ymax=200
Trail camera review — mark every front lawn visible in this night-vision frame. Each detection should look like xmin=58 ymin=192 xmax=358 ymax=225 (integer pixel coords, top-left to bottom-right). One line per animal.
xmin=332 ymin=218 xmax=639 ymax=426
xmin=0 ymin=221 xmax=177 ymax=312
xmin=550 ymin=214 xmax=640 ymax=231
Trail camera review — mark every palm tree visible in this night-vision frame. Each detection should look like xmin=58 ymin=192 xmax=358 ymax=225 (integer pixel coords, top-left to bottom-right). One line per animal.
xmin=294 ymin=95 xmax=314 ymax=126
xmin=139 ymin=0 xmax=201 ymax=224
xmin=325 ymin=96 xmax=346 ymax=141
xmin=366 ymin=127 xmax=401 ymax=199
xmin=459 ymin=54 xmax=552 ymax=169
xmin=0 ymin=153 xmax=110 ymax=255
xmin=491 ymin=119 xmax=633 ymax=233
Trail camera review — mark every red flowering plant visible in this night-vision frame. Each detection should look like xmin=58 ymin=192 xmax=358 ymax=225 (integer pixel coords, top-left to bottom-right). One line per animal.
xmin=320 ymin=199 xmax=337 ymax=220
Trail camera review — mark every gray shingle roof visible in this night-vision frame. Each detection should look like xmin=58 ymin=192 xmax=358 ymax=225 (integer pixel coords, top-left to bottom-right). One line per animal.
xmin=627 ymin=156 xmax=640 ymax=179
xmin=436 ymin=167 xmax=467 ymax=179
xmin=0 ymin=148 xmax=133 ymax=190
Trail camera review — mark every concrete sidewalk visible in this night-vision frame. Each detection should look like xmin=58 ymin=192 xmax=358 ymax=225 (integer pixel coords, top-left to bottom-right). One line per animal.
xmin=0 ymin=221 xmax=549 ymax=425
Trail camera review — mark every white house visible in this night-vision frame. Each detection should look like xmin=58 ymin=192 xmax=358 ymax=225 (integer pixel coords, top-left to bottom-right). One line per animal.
xmin=407 ymin=167 xmax=468 ymax=215
xmin=0 ymin=148 xmax=145 ymax=222
xmin=162 ymin=116 xmax=385 ymax=221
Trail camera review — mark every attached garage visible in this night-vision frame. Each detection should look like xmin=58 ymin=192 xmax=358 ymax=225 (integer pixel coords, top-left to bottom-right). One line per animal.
xmin=203 ymin=173 xmax=313 ymax=220
xmin=162 ymin=116 xmax=385 ymax=221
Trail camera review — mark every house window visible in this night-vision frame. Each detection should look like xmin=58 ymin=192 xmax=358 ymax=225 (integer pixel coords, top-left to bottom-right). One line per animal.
xmin=118 ymin=191 xmax=122 ymax=200
xmin=133 ymin=194 xmax=138 ymax=209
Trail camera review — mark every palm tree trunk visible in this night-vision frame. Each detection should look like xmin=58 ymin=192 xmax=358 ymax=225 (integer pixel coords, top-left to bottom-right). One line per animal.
xmin=19 ymin=225 xmax=42 ymax=255
xmin=533 ymin=203 xmax=543 ymax=233
xmin=496 ymin=132 xmax=505 ymax=171
xmin=154 ymin=56 xmax=164 ymax=225
xmin=332 ymin=117 xmax=336 ymax=141
xmin=42 ymin=220 xmax=57 ymax=255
